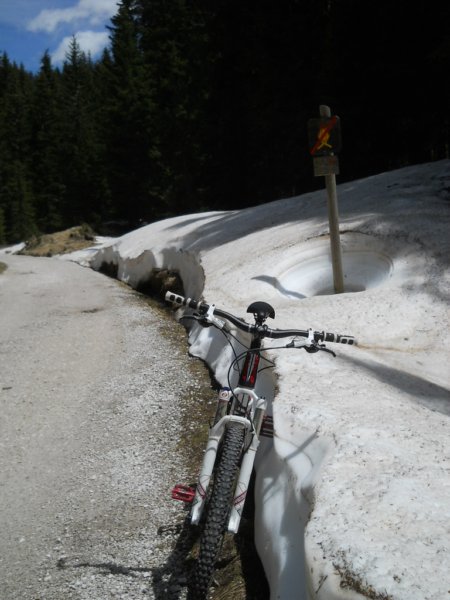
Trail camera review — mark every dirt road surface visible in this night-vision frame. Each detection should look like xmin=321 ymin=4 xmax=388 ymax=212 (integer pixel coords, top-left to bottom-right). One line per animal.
xmin=0 ymin=254 xmax=206 ymax=599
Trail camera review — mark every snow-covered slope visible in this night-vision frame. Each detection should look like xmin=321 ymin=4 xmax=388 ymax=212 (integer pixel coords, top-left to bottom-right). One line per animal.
xmin=70 ymin=160 xmax=449 ymax=599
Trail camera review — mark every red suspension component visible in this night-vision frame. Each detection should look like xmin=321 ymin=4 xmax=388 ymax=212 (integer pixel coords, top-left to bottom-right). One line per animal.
xmin=240 ymin=353 xmax=260 ymax=387
xmin=171 ymin=484 xmax=195 ymax=503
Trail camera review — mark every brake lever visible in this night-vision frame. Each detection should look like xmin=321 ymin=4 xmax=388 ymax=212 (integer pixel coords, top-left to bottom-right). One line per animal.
xmin=179 ymin=313 xmax=211 ymax=329
xmin=318 ymin=344 xmax=336 ymax=357
xmin=187 ymin=313 xmax=213 ymax=328
xmin=304 ymin=341 xmax=336 ymax=357
xmin=180 ymin=310 xmax=227 ymax=331
xmin=185 ymin=305 xmax=225 ymax=329
xmin=180 ymin=314 xmax=200 ymax=322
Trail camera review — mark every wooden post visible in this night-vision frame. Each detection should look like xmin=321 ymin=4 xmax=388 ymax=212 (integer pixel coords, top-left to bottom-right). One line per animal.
xmin=320 ymin=104 xmax=344 ymax=293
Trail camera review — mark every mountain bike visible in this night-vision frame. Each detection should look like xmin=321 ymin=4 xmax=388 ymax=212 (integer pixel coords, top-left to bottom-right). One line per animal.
xmin=165 ymin=291 xmax=356 ymax=599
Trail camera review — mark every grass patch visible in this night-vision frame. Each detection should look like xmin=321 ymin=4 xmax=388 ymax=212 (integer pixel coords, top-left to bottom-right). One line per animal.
xmin=19 ymin=224 xmax=96 ymax=257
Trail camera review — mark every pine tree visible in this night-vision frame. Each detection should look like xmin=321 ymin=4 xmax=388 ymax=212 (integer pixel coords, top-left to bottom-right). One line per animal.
xmin=104 ymin=0 xmax=158 ymax=224
xmin=0 ymin=54 xmax=37 ymax=242
xmin=0 ymin=0 xmax=448 ymax=240
xmin=138 ymin=0 xmax=211 ymax=215
xmin=0 ymin=206 xmax=6 ymax=245
xmin=31 ymin=51 xmax=66 ymax=231
xmin=58 ymin=37 xmax=106 ymax=227
xmin=3 ymin=161 xmax=37 ymax=242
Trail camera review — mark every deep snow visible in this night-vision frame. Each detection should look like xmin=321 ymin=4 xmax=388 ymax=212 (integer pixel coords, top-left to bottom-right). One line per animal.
xmin=16 ymin=160 xmax=449 ymax=599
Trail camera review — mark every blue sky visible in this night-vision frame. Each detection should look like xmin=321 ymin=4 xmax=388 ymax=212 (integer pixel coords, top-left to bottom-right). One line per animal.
xmin=0 ymin=0 xmax=118 ymax=72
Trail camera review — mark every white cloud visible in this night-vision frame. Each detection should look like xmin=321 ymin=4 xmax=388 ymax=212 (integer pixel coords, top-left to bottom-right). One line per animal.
xmin=51 ymin=30 xmax=109 ymax=63
xmin=27 ymin=0 xmax=117 ymax=33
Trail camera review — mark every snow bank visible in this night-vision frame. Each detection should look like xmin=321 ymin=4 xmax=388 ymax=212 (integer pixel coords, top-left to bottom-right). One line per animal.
xmin=0 ymin=242 xmax=25 ymax=255
xmin=72 ymin=161 xmax=449 ymax=599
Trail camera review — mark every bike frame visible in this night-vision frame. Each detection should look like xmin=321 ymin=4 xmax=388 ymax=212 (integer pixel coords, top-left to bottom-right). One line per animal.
xmin=191 ymin=334 xmax=268 ymax=533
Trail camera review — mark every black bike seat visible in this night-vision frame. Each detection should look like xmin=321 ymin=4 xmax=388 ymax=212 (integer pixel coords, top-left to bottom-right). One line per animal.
xmin=247 ymin=301 xmax=275 ymax=322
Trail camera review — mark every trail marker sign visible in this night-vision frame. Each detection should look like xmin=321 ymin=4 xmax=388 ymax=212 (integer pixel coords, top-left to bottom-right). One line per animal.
xmin=307 ymin=115 xmax=342 ymax=156
xmin=306 ymin=105 xmax=344 ymax=293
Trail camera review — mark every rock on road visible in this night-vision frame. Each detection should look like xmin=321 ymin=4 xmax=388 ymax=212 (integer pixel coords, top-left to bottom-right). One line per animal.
xmin=0 ymin=254 xmax=205 ymax=600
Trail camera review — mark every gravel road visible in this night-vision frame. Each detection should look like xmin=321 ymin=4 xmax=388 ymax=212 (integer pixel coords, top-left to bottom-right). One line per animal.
xmin=0 ymin=254 xmax=212 ymax=600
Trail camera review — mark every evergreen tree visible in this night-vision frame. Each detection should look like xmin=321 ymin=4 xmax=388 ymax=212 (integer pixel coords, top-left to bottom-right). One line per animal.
xmin=0 ymin=207 xmax=6 ymax=245
xmin=31 ymin=51 xmax=66 ymax=231
xmin=0 ymin=54 xmax=37 ymax=241
xmin=104 ymin=0 xmax=156 ymax=223
xmin=203 ymin=0 xmax=321 ymax=207
xmin=324 ymin=0 xmax=450 ymax=177
xmin=0 ymin=1 xmax=448 ymax=242
xmin=2 ymin=161 xmax=37 ymax=242
xmin=59 ymin=37 xmax=106 ymax=227
xmin=92 ymin=49 xmax=114 ymax=223
xmin=139 ymin=0 xmax=211 ymax=215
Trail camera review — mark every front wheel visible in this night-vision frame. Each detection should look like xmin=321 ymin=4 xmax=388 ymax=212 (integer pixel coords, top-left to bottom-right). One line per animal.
xmin=189 ymin=422 xmax=245 ymax=599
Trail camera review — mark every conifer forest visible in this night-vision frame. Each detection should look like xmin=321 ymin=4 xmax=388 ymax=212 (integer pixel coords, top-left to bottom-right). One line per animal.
xmin=0 ymin=0 xmax=449 ymax=244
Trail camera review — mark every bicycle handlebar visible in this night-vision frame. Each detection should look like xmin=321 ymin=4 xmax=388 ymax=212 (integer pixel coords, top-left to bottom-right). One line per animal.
xmin=165 ymin=291 xmax=356 ymax=346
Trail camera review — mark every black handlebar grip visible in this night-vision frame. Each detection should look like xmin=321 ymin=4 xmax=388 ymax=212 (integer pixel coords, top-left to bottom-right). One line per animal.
xmin=165 ymin=291 xmax=205 ymax=311
xmin=165 ymin=291 xmax=187 ymax=305
xmin=321 ymin=331 xmax=357 ymax=345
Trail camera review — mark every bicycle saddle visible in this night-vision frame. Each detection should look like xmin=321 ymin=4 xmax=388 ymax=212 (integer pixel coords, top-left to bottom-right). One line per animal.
xmin=247 ymin=301 xmax=275 ymax=323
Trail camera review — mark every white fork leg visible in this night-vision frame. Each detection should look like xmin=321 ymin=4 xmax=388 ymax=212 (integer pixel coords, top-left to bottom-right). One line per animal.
xmin=191 ymin=429 xmax=221 ymax=525
xmin=228 ymin=397 xmax=267 ymax=533
xmin=227 ymin=434 xmax=260 ymax=533
xmin=191 ymin=415 xmax=251 ymax=525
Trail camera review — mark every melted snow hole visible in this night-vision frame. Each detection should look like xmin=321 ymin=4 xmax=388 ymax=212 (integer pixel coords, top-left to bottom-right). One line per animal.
xmin=277 ymin=234 xmax=393 ymax=298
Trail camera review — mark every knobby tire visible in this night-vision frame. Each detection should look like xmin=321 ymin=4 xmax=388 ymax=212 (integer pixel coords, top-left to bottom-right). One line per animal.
xmin=189 ymin=422 xmax=245 ymax=600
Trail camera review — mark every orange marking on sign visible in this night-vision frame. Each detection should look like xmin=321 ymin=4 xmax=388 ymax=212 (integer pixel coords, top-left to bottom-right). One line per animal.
xmin=310 ymin=115 xmax=338 ymax=156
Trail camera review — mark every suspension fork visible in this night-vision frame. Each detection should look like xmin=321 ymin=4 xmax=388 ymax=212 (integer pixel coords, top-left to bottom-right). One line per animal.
xmin=227 ymin=388 xmax=267 ymax=533
xmin=191 ymin=338 xmax=267 ymax=531
xmin=190 ymin=412 xmax=252 ymax=525
xmin=227 ymin=337 xmax=267 ymax=533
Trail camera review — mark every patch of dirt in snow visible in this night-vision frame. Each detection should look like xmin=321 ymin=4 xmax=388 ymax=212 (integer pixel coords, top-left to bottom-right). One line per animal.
xmin=19 ymin=224 xmax=97 ymax=257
